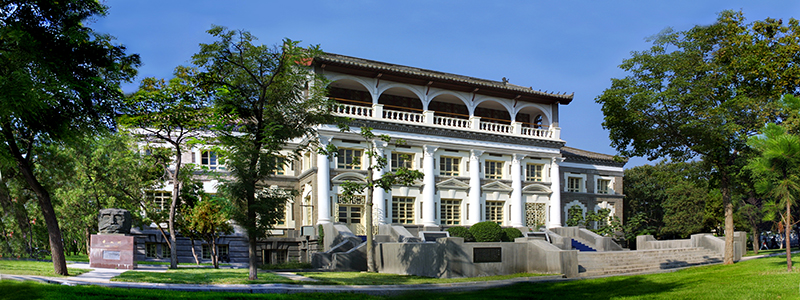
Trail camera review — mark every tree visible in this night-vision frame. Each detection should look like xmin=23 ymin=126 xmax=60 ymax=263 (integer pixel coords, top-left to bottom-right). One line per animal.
xmin=747 ymin=121 xmax=800 ymax=271
xmin=336 ymin=127 xmax=423 ymax=272
xmin=192 ymin=26 xmax=338 ymax=279
xmin=185 ymin=196 xmax=233 ymax=269
xmin=121 ymin=66 xmax=210 ymax=269
xmin=596 ymin=11 xmax=800 ymax=264
xmin=0 ymin=1 xmax=140 ymax=274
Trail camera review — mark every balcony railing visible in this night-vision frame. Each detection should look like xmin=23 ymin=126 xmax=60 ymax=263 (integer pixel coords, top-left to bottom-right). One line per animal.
xmin=332 ymin=98 xmax=559 ymax=140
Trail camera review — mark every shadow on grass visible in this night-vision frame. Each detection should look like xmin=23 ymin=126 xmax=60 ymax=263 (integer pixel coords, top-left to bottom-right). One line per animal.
xmin=393 ymin=276 xmax=684 ymax=300
xmin=0 ymin=281 xmax=43 ymax=300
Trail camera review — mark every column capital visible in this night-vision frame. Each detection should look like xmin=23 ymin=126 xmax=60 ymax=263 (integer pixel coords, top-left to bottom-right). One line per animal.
xmin=551 ymin=156 xmax=565 ymax=165
xmin=423 ymin=145 xmax=439 ymax=157
xmin=512 ymin=153 xmax=527 ymax=163
xmin=372 ymin=140 xmax=389 ymax=149
xmin=318 ymin=134 xmax=333 ymax=145
xmin=470 ymin=149 xmax=485 ymax=159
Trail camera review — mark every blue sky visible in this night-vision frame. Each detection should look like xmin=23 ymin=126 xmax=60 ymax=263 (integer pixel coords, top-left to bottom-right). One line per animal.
xmin=93 ymin=1 xmax=800 ymax=169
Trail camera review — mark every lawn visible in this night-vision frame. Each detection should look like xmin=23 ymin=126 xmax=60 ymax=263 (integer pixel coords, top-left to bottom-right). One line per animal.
xmin=112 ymin=268 xmax=295 ymax=284
xmin=3 ymin=255 xmax=800 ymax=299
xmin=297 ymin=272 xmax=554 ymax=285
xmin=0 ymin=260 xmax=92 ymax=277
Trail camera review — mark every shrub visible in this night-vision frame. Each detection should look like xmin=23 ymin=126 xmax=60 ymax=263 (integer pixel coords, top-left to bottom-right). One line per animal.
xmin=469 ymin=221 xmax=503 ymax=242
xmin=447 ymin=226 xmax=475 ymax=242
xmin=501 ymin=227 xmax=524 ymax=242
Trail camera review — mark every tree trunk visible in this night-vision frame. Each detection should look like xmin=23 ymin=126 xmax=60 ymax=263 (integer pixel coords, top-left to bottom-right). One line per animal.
xmin=365 ymin=166 xmax=375 ymax=273
xmin=752 ymin=226 xmax=759 ymax=255
xmin=168 ymin=145 xmax=183 ymax=269
xmin=786 ymin=199 xmax=792 ymax=271
xmin=85 ymin=227 xmax=91 ymax=256
xmin=190 ymin=238 xmax=199 ymax=264
xmin=212 ymin=235 xmax=218 ymax=269
xmin=2 ymin=129 xmax=68 ymax=275
xmin=721 ymin=172 xmax=735 ymax=265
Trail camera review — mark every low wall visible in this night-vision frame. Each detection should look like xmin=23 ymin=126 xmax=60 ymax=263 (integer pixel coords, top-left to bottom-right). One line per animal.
xmin=550 ymin=227 xmax=623 ymax=251
xmin=378 ymin=237 xmax=578 ymax=278
xmin=637 ymin=232 xmax=745 ymax=262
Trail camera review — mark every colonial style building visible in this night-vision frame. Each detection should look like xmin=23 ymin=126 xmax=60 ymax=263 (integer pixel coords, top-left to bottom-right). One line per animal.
xmin=133 ymin=53 xmax=626 ymax=265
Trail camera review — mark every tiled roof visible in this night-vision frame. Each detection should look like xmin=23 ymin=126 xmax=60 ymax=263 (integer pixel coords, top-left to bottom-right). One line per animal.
xmin=315 ymin=53 xmax=574 ymax=103
xmin=561 ymin=146 xmax=627 ymax=167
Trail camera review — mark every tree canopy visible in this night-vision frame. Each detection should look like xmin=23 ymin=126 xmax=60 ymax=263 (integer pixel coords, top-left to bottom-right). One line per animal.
xmin=0 ymin=0 xmax=140 ymax=274
xmin=596 ymin=11 xmax=800 ymax=264
xmin=191 ymin=26 xmax=338 ymax=279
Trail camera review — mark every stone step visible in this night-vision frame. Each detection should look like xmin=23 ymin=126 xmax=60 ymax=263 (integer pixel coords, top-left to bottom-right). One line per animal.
xmin=576 ymin=247 xmax=723 ymax=277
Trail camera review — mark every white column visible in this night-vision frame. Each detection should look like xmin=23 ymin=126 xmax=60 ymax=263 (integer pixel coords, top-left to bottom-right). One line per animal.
xmin=316 ymin=135 xmax=333 ymax=225
xmin=548 ymin=157 xmax=565 ymax=228
xmin=373 ymin=140 xmax=389 ymax=225
xmin=510 ymin=153 xmax=525 ymax=227
xmin=468 ymin=149 xmax=484 ymax=225
xmin=421 ymin=145 xmax=438 ymax=227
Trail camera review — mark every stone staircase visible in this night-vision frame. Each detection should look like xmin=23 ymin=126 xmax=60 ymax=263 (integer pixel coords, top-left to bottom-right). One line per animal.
xmin=577 ymin=247 xmax=723 ymax=277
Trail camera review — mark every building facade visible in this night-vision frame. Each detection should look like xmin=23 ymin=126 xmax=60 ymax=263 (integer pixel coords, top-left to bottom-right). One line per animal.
xmin=133 ymin=53 xmax=625 ymax=265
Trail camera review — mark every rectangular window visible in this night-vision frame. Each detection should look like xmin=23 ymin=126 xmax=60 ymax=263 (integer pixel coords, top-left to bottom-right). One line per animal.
xmin=486 ymin=201 xmax=504 ymax=225
xmin=485 ymin=160 xmax=503 ymax=179
xmin=526 ymin=164 xmax=543 ymax=182
xmin=597 ymin=179 xmax=611 ymax=194
xmin=392 ymin=197 xmax=415 ymax=224
xmin=440 ymin=199 xmax=461 ymax=225
xmin=201 ymin=150 xmax=225 ymax=170
xmin=161 ymin=243 xmax=170 ymax=258
xmin=567 ymin=177 xmax=582 ymax=193
xmin=337 ymin=149 xmax=362 ymax=169
xmin=440 ymin=157 xmax=460 ymax=176
xmin=218 ymin=244 xmax=229 ymax=258
xmin=271 ymin=156 xmax=287 ymax=175
xmin=146 ymin=191 xmax=171 ymax=211
xmin=391 ymin=153 xmax=413 ymax=171
xmin=338 ymin=205 xmax=361 ymax=224
xmin=202 ymin=244 xmax=211 ymax=260
xmin=145 ymin=243 xmax=157 ymax=258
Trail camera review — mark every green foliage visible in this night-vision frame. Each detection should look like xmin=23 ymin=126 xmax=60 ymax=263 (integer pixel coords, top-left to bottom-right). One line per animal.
xmin=596 ymin=11 xmax=800 ymax=262
xmin=566 ymin=205 xmax=584 ymax=227
xmin=0 ymin=0 xmax=141 ymax=275
xmin=501 ymin=227 xmax=523 ymax=242
xmin=191 ymin=26 xmax=337 ymax=278
xmin=469 ymin=221 xmax=503 ymax=242
xmin=446 ymin=226 xmax=475 ymax=242
xmin=746 ymin=120 xmax=800 ymax=271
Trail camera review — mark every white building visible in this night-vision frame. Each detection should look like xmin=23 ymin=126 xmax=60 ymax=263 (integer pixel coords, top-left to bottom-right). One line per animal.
xmin=136 ymin=53 xmax=626 ymax=265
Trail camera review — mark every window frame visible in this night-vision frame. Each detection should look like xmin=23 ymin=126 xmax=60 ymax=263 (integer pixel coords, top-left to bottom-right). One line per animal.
xmin=439 ymin=156 xmax=460 ymax=176
xmin=201 ymin=150 xmax=225 ymax=170
xmin=525 ymin=163 xmax=544 ymax=182
xmin=484 ymin=160 xmax=503 ymax=179
xmin=392 ymin=197 xmax=415 ymax=224
xmin=337 ymin=148 xmax=363 ymax=170
xmin=440 ymin=199 xmax=462 ymax=225
xmin=391 ymin=152 xmax=414 ymax=171
xmin=485 ymin=201 xmax=504 ymax=225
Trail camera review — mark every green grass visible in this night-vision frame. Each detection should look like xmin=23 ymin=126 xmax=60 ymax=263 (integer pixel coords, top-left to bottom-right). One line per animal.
xmin=0 ymin=281 xmax=380 ymax=300
xmin=296 ymin=272 xmax=553 ymax=285
xmin=745 ymin=246 xmax=798 ymax=257
xmin=133 ymin=260 xmax=230 ymax=266
xmin=112 ymin=268 xmax=295 ymax=284
xmin=259 ymin=261 xmax=313 ymax=270
xmin=0 ymin=260 xmax=92 ymax=277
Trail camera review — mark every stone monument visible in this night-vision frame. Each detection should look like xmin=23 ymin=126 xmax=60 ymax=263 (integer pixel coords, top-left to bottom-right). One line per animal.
xmin=89 ymin=208 xmax=136 ymax=269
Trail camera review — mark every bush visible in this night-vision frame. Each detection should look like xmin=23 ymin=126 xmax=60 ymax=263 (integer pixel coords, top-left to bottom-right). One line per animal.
xmin=469 ymin=221 xmax=503 ymax=242
xmin=501 ymin=227 xmax=524 ymax=242
xmin=447 ymin=226 xmax=475 ymax=242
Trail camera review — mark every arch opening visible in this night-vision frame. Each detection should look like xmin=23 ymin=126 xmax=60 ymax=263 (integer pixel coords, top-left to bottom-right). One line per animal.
xmin=474 ymin=100 xmax=511 ymax=125
xmin=429 ymin=94 xmax=469 ymax=120
xmin=516 ymin=106 xmax=550 ymax=129
xmin=328 ymin=79 xmax=372 ymax=108
xmin=378 ymin=87 xmax=423 ymax=113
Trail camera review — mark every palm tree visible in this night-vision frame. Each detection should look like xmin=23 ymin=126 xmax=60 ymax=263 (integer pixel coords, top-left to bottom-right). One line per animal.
xmin=748 ymin=123 xmax=800 ymax=272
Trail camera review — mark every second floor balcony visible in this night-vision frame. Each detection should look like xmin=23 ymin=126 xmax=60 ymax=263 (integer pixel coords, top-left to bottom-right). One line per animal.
xmin=332 ymin=97 xmax=560 ymax=140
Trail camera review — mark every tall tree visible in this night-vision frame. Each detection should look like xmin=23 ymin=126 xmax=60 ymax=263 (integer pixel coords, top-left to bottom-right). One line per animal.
xmin=0 ymin=0 xmax=140 ymax=274
xmin=336 ymin=127 xmax=423 ymax=272
xmin=747 ymin=121 xmax=800 ymax=271
xmin=120 ymin=66 xmax=209 ymax=269
xmin=596 ymin=11 xmax=800 ymax=264
xmin=192 ymin=26 xmax=338 ymax=279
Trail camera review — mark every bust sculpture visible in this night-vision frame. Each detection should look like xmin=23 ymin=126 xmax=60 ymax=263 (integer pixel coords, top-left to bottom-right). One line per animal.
xmin=98 ymin=208 xmax=132 ymax=234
